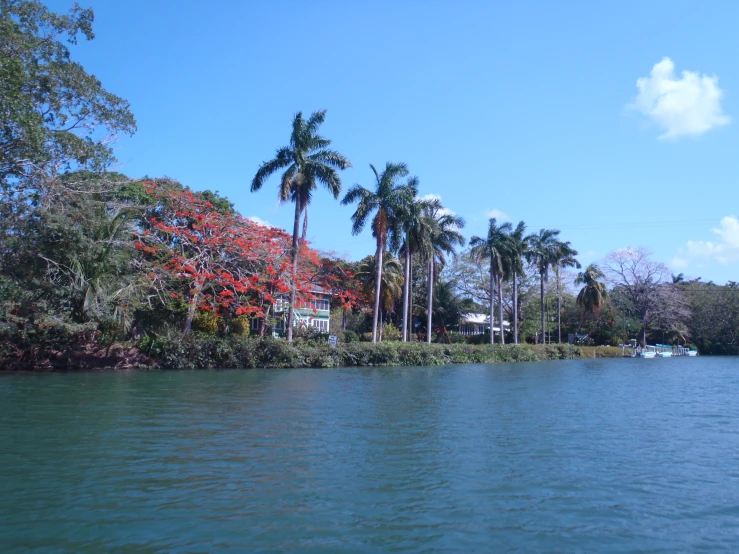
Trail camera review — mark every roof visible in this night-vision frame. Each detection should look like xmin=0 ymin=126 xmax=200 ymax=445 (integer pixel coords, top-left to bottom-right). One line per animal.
xmin=460 ymin=313 xmax=510 ymax=327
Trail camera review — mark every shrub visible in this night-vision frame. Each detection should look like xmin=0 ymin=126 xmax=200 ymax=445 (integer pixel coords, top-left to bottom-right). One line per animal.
xmin=343 ymin=329 xmax=359 ymax=343
xmin=381 ymin=323 xmax=402 ymax=341
xmin=192 ymin=311 xmax=219 ymax=334
xmin=230 ymin=315 xmax=250 ymax=336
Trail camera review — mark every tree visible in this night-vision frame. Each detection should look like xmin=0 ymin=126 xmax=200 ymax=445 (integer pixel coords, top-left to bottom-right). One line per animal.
xmin=551 ymin=241 xmax=580 ymax=342
xmin=136 ymin=183 xmax=314 ymax=335
xmin=342 ymin=163 xmax=417 ymax=342
xmin=503 ymin=221 xmax=529 ymax=344
xmin=526 ymin=228 xmax=562 ymax=344
xmin=604 ymin=247 xmax=690 ymax=347
xmin=470 ymin=218 xmax=511 ymax=344
xmin=0 ymin=1 xmax=136 ymax=187
xmin=574 ymin=264 xmax=607 ymax=335
xmin=424 ymin=204 xmax=465 ymax=343
xmin=251 ymin=110 xmax=350 ymax=341
xmin=355 ymin=253 xmax=403 ymax=340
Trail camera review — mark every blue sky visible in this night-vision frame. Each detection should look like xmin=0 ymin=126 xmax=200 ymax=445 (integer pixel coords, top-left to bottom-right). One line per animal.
xmin=51 ymin=0 xmax=739 ymax=283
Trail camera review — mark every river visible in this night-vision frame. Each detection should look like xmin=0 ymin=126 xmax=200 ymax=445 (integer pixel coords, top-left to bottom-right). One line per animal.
xmin=2 ymin=357 xmax=739 ymax=552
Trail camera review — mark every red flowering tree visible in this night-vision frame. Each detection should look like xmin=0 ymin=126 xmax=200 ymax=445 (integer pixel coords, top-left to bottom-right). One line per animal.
xmin=134 ymin=183 xmax=359 ymax=336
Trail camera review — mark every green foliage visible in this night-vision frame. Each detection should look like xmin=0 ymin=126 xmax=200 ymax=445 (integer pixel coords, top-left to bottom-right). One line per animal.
xmin=230 ymin=315 xmax=251 ymax=336
xmin=192 ymin=311 xmax=219 ymax=334
xmin=0 ymin=0 xmax=136 ymax=183
xmin=381 ymin=322 xmax=401 ymax=341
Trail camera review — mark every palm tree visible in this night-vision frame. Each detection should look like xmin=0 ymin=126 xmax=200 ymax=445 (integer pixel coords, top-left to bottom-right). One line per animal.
xmin=526 ymin=228 xmax=561 ymax=344
xmin=251 ymin=110 xmax=350 ymax=341
xmin=551 ymin=241 xmax=580 ymax=343
xmin=355 ymin=253 xmax=404 ymax=340
xmin=470 ymin=218 xmax=512 ymax=344
xmin=574 ymin=263 xmax=607 ymax=335
xmin=342 ymin=163 xmax=417 ymax=342
xmin=397 ymin=195 xmax=438 ymax=341
xmin=503 ymin=221 xmax=529 ymax=344
xmin=424 ymin=204 xmax=465 ymax=343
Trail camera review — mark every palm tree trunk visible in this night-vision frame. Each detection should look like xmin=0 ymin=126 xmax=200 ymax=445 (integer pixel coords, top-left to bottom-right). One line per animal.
xmin=489 ymin=264 xmax=495 ymax=345
xmin=426 ymin=257 xmax=434 ymax=344
xmin=513 ymin=271 xmax=518 ymax=344
xmin=540 ymin=270 xmax=545 ymax=345
xmin=286 ymin=199 xmax=302 ymax=342
xmin=407 ymin=257 xmax=413 ymax=340
xmin=301 ymin=205 xmax=308 ymax=246
xmin=402 ymin=246 xmax=410 ymax=342
xmin=556 ymin=268 xmax=562 ymax=343
xmin=498 ymin=275 xmax=505 ymax=345
xmin=371 ymin=241 xmax=383 ymax=343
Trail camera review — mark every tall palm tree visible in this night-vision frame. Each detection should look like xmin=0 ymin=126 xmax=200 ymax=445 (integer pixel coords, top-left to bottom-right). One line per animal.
xmin=469 ymin=218 xmax=511 ymax=344
xmin=424 ymin=205 xmax=465 ymax=343
xmin=251 ymin=110 xmax=350 ymax=341
xmin=526 ymin=228 xmax=561 ymax=344
xmin=355 ymin=253 xmax=404 ymax=340
xmin=502 ymin=221 xmax=529 ymax=344
xmin=397 ymin=195 xmax=438 ymax=341
xmin=342 ymin=163 xmax=417 ymax=342
xmin=574 ymin=263 xmax=607 ymax=335
xmin=551 ymin=241 xmax=580 ymax=343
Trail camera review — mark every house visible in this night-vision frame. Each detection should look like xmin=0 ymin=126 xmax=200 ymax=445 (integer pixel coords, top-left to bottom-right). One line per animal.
xmin=458 ymin=313 xmax=509 ymax=336
xmin=270 ymin=287 xmax=331 ymax=337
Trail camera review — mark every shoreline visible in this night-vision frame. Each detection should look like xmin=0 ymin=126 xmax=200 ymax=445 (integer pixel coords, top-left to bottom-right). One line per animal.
xmin=0 ymin=341 xmax=627 ymax=372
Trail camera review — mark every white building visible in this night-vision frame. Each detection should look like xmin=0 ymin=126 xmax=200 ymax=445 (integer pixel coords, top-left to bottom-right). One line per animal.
xmin=458 ymin=313 xmax=509 ymax=336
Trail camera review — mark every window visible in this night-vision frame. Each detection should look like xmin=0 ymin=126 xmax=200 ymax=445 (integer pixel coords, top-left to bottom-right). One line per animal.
xmin=310 ymin=319 xmax=328 ymax=332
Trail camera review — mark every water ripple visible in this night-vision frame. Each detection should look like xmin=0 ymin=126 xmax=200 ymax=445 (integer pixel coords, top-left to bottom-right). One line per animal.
xmin=2 ymin=357 xmax=739 ymax=552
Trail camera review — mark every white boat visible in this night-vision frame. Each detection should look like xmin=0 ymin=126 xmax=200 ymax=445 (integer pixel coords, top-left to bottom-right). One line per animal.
xmin=639 ymin=351 xmax=657 ymax=358
xmin=656 ymin=351 xmax=672 ymax=357
xmin=687 ymin=350 xmax=698 ymax=357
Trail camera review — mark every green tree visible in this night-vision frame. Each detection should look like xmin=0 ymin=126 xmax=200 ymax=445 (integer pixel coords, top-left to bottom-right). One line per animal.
xmin=526 ymin=228 xmax=562 ymax=344
xmin=0 ymin=1 xmax=136 ymax=186
xmin=551 ymin=240 xmax=580 ymax=342
xmin=424 ymin=204 xmax=465 ymax=343
xmin=503 ymin=221 xmax=529 ymax=344
xmin=342 ymin=163 xmax=416 ymax=342
xmin=470 ymin=218 xmax=511 ymax=344
xmin=397 ymin=194 xmax=438 ymax=341
xmin=355 ymin=253 xmax=403 ymax=340
xmin=251 ymin=110 xmax=350 ymax=341
xmin=574 ymin=263 xmax=607 ymax=335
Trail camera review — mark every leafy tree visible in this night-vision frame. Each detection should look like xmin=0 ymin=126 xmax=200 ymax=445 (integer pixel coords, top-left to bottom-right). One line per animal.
xmin=251 ymin=110 xmax=350 ymax=341
xmin=526 ymin=228 xmax=562 ymax=343
xmin=470 ymin=218 xmax=511 ymax=344
xmin=574 ymin=263 xmax=607 ymax=335
xmin=0 ymin=0 xmax=136 ymax=186
xmin=423 ymin=203 xmax=465 ymax=344
xmin=551 ymin=240 xmax=580 ymax=342
xmin=342 ymin=162 xmax=416 ymax=342
xmin=503 ymin=221 xmax=529 ymax=344
xmin=355 ymin=253 xmax=403 ymax=340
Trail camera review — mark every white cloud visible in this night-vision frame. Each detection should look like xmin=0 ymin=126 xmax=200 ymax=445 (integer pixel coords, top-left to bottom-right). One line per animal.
xmin=674 ymin=216 xmax=739 ymax=267
xmin=485 ymin=209 xmax=510 ymax=222
xmin=629 ymin=57 xmax=730 ymax=139
xmin=246 ymin=215 xmax=272 ymax=227
xmin=420 ymin=193 xmax=455 ymax=216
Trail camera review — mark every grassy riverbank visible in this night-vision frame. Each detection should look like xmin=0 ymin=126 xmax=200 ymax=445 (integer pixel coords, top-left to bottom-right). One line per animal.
xmin=146 ymin=335 xmax=623 ymax=370
xmin=0 ymin=332 xmax=624 ymax=371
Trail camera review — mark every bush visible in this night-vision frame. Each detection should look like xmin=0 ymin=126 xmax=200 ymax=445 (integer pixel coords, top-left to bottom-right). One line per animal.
xmin=343 ymin=329 xmax=359 ymax=343
xmin=192 ymin=311 xmax=219 ymax=334
xmin=229 ymin=315 xmax=250 ymax=336
xmin=381 ymin=323 xmax=401 ymax=341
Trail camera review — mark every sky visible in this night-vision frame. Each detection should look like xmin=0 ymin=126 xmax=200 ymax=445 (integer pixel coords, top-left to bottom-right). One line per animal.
xmin=48 ymin=0 xmax=739 ymax=283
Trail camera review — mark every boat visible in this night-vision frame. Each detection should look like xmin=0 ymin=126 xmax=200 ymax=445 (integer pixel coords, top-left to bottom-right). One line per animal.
xmin=656 ymin=351 xmax=672 ymax=357
xmin=639 ymin=351 xmax=656 ymax=358
xmin=687 ymin=350 xmax=698 ymax=357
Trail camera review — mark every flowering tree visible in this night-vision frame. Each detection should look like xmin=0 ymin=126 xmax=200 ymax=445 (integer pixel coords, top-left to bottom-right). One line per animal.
xmin=135 ymin=183 xmax=321 ymax=334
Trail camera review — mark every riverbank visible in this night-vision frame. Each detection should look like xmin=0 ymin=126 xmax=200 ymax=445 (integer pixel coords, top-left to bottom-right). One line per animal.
xmin=0 ymin=333 xmax=624 ymax=371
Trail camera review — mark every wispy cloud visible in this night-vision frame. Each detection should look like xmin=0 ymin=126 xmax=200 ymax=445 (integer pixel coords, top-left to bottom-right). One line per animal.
xmin=673 ymin=216 xmax=739 ymax=268
xmin=629 ymin=57 xmax=730 ymax=139
xmin=485 ymin=209 xmax=510 ymax=222
xmin=420 ymin=193 xmax=455 ymax=216
xmin=246 ymin=215 xmax=272 ymax=227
